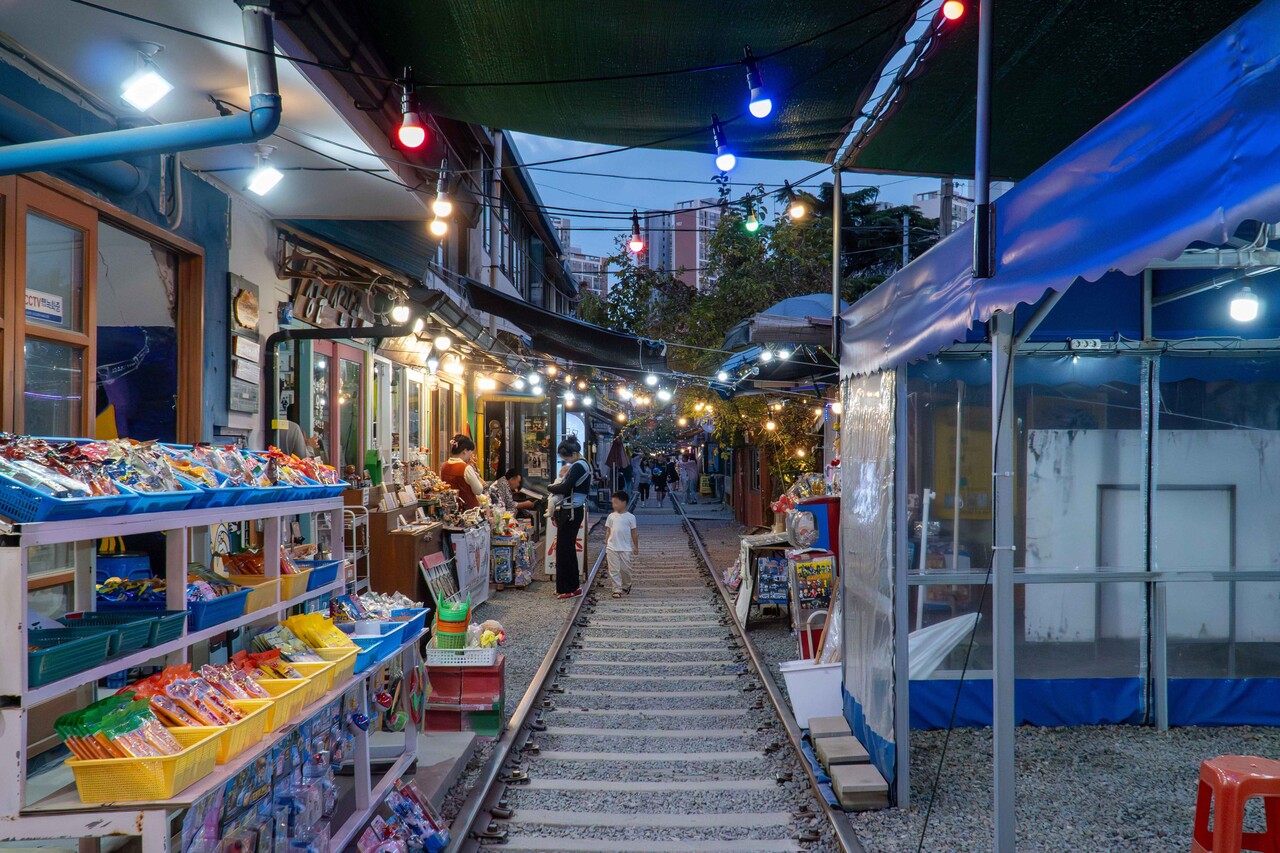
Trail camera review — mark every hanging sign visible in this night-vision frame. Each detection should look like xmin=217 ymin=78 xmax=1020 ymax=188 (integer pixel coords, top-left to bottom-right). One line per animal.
xmin=25 ymin=289 xmax=64 ymax=324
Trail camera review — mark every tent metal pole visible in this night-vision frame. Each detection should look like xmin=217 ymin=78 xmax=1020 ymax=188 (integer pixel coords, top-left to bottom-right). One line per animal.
xmin=973 ymin=0 xmax=995 ymax=278
xmin=832 ymin=166 xmax=843 ymax=356
xmin=990 ymin=310 xmax=1016 ymax=852
xmin=894 ymin=368 xmax=912 ymax=807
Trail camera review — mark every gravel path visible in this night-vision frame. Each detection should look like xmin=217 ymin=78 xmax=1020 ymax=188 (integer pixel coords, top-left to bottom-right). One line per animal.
xmin=438 ymin=522 xmax=608 ymax=822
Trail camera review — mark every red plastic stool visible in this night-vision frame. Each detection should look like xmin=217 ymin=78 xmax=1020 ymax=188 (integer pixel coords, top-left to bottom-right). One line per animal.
xmin=1192 ymin=755 xmax=1280 ymax=853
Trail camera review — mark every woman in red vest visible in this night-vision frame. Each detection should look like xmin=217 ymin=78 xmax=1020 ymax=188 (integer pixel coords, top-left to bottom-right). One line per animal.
xmin=440 ymin=434 xmax=485 ymax=509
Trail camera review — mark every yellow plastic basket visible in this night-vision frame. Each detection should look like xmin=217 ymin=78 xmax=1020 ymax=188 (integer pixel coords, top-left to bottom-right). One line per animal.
xmin=257 ymin=680 xmax=308 ymax=730
xmin=278 ymin=569 xmax=312 ymax=602
xmin=179 ymin=699 xmax=272 ymax=765
xmin=227 ymin=576 xmax=279 ymax=614
xmin=315 ymin=647 xmax=357 ymax=684
xmin=290 ymin=661 xmax=337 ymax=704
xmin=66 ymin=728 xmax=220 ymax=803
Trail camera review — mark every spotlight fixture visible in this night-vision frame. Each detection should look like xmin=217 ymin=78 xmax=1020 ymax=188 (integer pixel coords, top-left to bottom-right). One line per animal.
xmin=743 ymin=47 xmax=772 ymax=118
xmin=1231 ymin=286 xmax=1261 ymax=322
xmin=716 ymin=370 xmax=729 ymax=382
xmin=391 ymin=304 xmax=411 ymax=323
xmin=121 ymin=44 xmax=173 ymax=113
xmin=513 ymin=378 xmax=526 ymax=390
xmin=941 ymin=0 xmax=966 ymax=21
xmin=645 ymin=374 xmax=659 ymax=387
xmin=711 ymin=115 xmax=736 ymax=172
xmin=434 ymin=335 xmax=452 ymax=352
xmin=759 ymin=349 xmax=774 ymax=363
xmin=628 ymin=210 xmax=645 ymax=254
xmin=246 ymin=144 xmax=283 ymax=196
xmin=396 ymin=68 xmax=428 ymax=149
xmin=432 ymin=160 xmax=453 ymax=217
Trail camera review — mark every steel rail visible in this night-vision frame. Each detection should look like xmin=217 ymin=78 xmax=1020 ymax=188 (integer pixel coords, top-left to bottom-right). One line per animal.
xmin=675 ymin=499 xmax=867 ymax=853
xmin=448 ymin=516 xmax=609 ymax=852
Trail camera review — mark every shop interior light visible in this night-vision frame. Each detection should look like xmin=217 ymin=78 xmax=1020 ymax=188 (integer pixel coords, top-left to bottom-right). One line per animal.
xmin=391 ymin=304 xmax=411 ymax=323
xmin=645 ymin=374 xmax=659 ymax=386
xmin=716 ymin=370 xmax=729 ymax=382
xmin=121 ymin=45 xmax=173 ymax=112
xmin=743 ymin=47 xmax=772 ymax=118
xmin=711 ymin=115 xmax=736 ymax=172
xmin=432 ymin=161 xmax=453 ymax=217
xmin=628 ymin=210 xmax=645 ymax=254
xmin=657 ymin=389 xmax=673 ymax=402
xmin=246 ymin=145 xmax=283 ymax=197
xmin=941 ymin=0 xmax=966 ymax=21
xmin=434 ymin=335 xmax=452 ymax=352
xmin=1231 ymin=286 xmax=1261 ymax=322
xmin=396 ymin=68 xmax=428 ymax=149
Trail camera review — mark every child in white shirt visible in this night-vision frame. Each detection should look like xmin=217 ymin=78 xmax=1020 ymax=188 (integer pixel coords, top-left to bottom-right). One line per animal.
xmin=604 ymin=491 xmax=638 ymax=597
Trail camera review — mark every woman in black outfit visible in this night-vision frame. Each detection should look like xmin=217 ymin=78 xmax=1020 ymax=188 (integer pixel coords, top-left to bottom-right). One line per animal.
xmin=547 ymin=437 xmax=592 ymax=599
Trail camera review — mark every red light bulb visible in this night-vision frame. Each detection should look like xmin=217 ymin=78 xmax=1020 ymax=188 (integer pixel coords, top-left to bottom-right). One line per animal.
xmin=397 ymin=112 xmax=427 ymax=149
xmin=941 ymin=0 xmax=965 ymax=20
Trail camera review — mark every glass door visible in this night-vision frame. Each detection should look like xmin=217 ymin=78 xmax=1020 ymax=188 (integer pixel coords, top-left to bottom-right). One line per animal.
xmin=336 ymin=345 xmax=364 ymax=477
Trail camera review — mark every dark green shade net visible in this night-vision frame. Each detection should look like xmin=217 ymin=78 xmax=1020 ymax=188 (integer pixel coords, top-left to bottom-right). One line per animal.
xmin=356 ymin=0 xmax=920 ymax=163
xmin=845 ymin=0 xmax=1262 ymax=179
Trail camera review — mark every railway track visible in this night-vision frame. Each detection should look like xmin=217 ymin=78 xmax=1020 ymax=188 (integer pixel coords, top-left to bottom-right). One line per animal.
xmin=449 ymin=502 xmax=858 ymax=853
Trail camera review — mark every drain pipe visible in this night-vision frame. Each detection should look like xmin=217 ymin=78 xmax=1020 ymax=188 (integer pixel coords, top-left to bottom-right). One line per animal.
xmin=0 ymin=2 xmax=280 ymax=177
xmin=0 ymin=94 xmax=148 ymax=196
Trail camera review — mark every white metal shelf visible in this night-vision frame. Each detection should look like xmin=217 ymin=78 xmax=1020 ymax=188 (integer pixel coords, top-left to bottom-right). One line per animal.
xmin=21 ymin=627 xmax=424 ymax=817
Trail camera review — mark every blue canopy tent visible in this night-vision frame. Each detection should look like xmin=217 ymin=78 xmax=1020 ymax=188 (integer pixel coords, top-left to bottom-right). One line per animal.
xmin=836 ymin=0 xmax=1280 ymax=807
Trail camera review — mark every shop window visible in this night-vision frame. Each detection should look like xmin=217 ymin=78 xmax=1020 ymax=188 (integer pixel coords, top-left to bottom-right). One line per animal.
xmin=23 ymin=338 xmax=83 ymax=436
xmin=338 ymin=356 xmax=362 ymax=472
xmin=407 ymin=374 xmax=422 ymax=451
xmin=312 ymin=350 xmax=331 ymax=460
xmin=95 ymin=222 xmax=178 ymax=441
xmin=24 ymin=212 xmax=85 ymax=334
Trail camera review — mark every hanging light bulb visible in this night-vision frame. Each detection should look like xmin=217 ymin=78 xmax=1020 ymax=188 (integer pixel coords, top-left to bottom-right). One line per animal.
xmin=396 ymin=68 xmax=428 ymax=149
xmin=413 ymin=317 xmax=426 ymax=334
xmin=432 ymin=160 xmax=453 ymax=217
xmin=759 ymin=349 xmax=774 ymax=363
xmin=831 ymin=401 xmax=843 ymax=416
xmin=777 ymin=349 xmax=791 ymax=360
xmin=616 ymin=412 xmax=627 ymax=423
xmin=941 ymin=0 xmax=966 ymax=21
xmin=426 ymin=357 xmax=440 ymax=374
xmin=513 ymin=378 xmax=526 ymax=391
xmin=246 ymin=144 xmax=283 ymax=196
xmin=434 ymin=335 xmax=452 ymax=352
xmin=477 ymin=376 xmax=497 ymax=391
xmin=744 ymin=205 xmax=760 ymax=233
xmin=765 ymin=420 xmax=777 ymax=432
xmin=784 ymin=181 xmax=806 ymax=219
xmin=121 ymin=44 xmax=173 ymax=113
xmin=577 ymin=380 xmax=587 ymax=391
xmin=716 ymin=370 xmax=729 ymax=382
xmin=618 ymin=386 xmax=633 ymax=401
xmin=429 ymin=218 xmax=448 ymax=237
xmin=444 ymin=355 xmax=464 ymax=376
xmin=546 ymin=364 xmax=558 ymax=377
xmin=796 ymin=448 xmax=807 ymax=458
xmin=391 ymin=303 xmax=411 ymax=324
xmin=677 ymin=417 xmax=689 ymax=427
xmin=711 ymin=115 xmax=736 ymax=172
xmin=694 ymin=403 xmax=704 ymax=412
xmin=743 ymin=47 xmax=772 ymax=119
xmin=530 ymin=373 xmax=543 ymax=387
xmin=645 ymin=374 xmax=659 ymax=387
xmin=628 ymin=210 xmax=645 ymax=254
xmin=582 ymin=395 xmax=594 ymax=406
xmin=1231 ymin=286 xmax=1261 ymax=322
xmin=565 ymin=390 xmax=575 ymax=405
xmin=657 ymin=389 xmax=673 ymax=402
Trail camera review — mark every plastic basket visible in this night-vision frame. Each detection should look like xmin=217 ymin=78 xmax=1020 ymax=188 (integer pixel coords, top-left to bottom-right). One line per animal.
xmin=95 ymin=552 xmax=152 ymax=584
xmin=66 ymin=728 xmax=220 ymax=803
xmin=227 ymin=576 xmax=279 ymax=614
xmin=341 ymin=619 xmax=409 ymax=650
xmin=278 ymin=570 xmax=312 ymax=602
xmin=391 ymin=607 xmax=429 ymax=639
xmin=58 ymin=612 xmax=156 ymax=654
xmin=241 ymin=483 xmax=292 ymax=506
xmin=181 ymin=699 xmax=272 ymax=764
xmin=424 ymin=638 xmax=498 ymax=667
xmin=434 ymin=630 xmax=467 ymax=650
xmin=316 ymin=480 xmax=349 ymax=498
xmin=28 ymin=629 xmax=113 ymax=686
xmin=314 ymin=647 xmax=357 ymax=683
xmin=297 ymin=559 xmax=341 ymax=591
xmin=435 ymin=594 xmax=470 ymax=623
xmin=89 ymin=606 xmax=186 ymax=646
xmin=187 ymin=588 xmax=250 ymax=632
xmin=290 ymin=661 xmax=336 ymax=703
xmin=0 ymin=474 xmax=135 ymax=524
xmin=127 ymin=478 xmax=200 ymax=515
xmin=257 ymin=680 xmax=308 ymax=731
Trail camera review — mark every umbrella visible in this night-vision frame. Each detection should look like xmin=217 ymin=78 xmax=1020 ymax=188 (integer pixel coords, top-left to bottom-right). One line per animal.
xmin=605 ymin=435 xmax=629 ymax=492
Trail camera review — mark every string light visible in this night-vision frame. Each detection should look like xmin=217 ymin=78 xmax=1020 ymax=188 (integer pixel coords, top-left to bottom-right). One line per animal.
xmin=577 ymin=380 xmax=587 ymax=391
xmin=784 ymin=181 xmax=806 ymax=219
xmin=743 ymin=47 xmax=772 ymax=118
xmin=628 ymin=210 xmax=645 ymax=254
xmin=941 ymin=0 xmax=966 ymax=21
xmin=396 ymin=67 xmax=427 ymax=149
xmin=744 ymin=206 xmax=760 ymax=233
xmin=645 ymin=374 xmax=659 ymax=386
xmin=657 ymin=389 xmax=673 ymax=402
xmin=432 ymin=160 xmax=453 ymax=217
xmin=694 ymin=403 xmax=704 ymax=412
xmin=429 ymin=218 xmax=447 ymax=237
xmin=716 ymin=371 xmax=729 ymax=382
xmin=546 ymin=365 xmax=559 ymax=377
xmin=711 ymin=115 xmax=736 ymax=172
xmin=759 ymin=349 xmax=774 ymax=363
xmin=765 ymin=420 xmax=777 ymax=431
xmin=391 ymin=303 xmax=411 ymax=323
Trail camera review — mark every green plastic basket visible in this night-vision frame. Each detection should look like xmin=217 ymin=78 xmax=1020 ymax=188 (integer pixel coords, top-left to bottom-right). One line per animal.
xmin=435 ymin=594 xmax=470 ymax=623
xmin=58 ymin=613 xmax=156 ymax=653
xmin=28 ymin=629 xmax=113 ymax=687
xmin=434 ymin=629 xmax=467 ymax=649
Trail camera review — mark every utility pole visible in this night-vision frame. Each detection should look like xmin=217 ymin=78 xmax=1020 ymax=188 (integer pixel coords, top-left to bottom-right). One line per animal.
xmin=940 ymin=178 xmax=955 ymax=237
xmin=902 ymin=213 xmax=910 ymax=268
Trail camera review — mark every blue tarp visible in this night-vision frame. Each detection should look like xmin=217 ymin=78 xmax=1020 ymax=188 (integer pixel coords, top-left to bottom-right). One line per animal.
xmin=908 ymin=678 xmax=1146 ymax=729
xmin=841 ymin=0 xmax=1280 ymax=377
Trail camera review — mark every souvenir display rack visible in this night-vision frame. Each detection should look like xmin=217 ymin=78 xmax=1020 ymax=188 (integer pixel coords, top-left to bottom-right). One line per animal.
xmin=0 ymin=497 xmax=421 ymax=849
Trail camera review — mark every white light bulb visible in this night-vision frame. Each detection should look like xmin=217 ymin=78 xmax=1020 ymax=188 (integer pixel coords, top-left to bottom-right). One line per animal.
xmin=434 ymin=335 xmax=452 ymax=352
xmin=121 ymin=64 xmax=173 ymax=112
xmin=749 ymin=97 xmax=773 ymax=119
xmin=247 ymin=164 xmax=283 ymax=196
xmin=645 ymin=374 xmax=659 ymax=386
xmin=657 ymin=389 xmax=672 ymax=402
xmin=715 ymin=151 xmax=737 ymax=172
xmin=413 ymin=317 xmax=425 ymax=333
xmin=618 ymin=387 xmax=632 ymax=401
xmin=427 ymin=357 xmax=440 ymax=373
xmin=391 ymin=304 xmax=411 ymax=323
xmin=759 ymin=350 xmax=774 ymax=363
xmin=777 ymin=349 xmax=791 ymax=360
xmin=716 ymin=370 xmax=729 ymax=382
xmin=565 ymin=391 xmax=575 ymax=403
xmin=477 ymin=376 xmax=497 ymax=391
xmin=1230 ymin=286 xmax=1260 ymax=322
xmin=831 ymin=402 xmax=843 ymax=415
xmin=582 ymin=395 xmax=593 ymax=406
xmin=432 ymin=193 xmax=453 ymax=218
xmin=513 ymin=378 xmax=526 ymax=390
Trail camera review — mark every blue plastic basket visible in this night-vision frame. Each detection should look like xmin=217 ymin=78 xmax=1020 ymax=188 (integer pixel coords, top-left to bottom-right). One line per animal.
xmin=316 ymin=480 xmax=349 ymax=498
xmin=95 ymin=552 xmax=152 ymax=584
xmin=0 ymin=474 xmax=135 ymax=524
xmin=127 ymin=477 xmax=200 ymax=514
xmin=390 ymin=607 xmax=429 ymax=640
xmin=296 ymin=559 xmax=342 ymax=591
xmin=241 ymin=483 xmax=293 ymax=505
xmin=187 ymin=588 xmax=250 ymax=632
xmin=340 ymin=619 xmax=409 ymax=649
xmin=58 ymin=612 xmax=156 ymax=653
xmin=350 ymin=635 xmax=389 ymax=672
xmin=93 ymin=603 xmax=187 ymax=646
xmin=183 ymin=469 xmax=245 ymax=510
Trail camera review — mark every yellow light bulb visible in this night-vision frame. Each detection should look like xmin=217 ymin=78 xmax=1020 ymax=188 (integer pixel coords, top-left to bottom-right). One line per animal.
xmin=765 ymin=420 xmax=777 ymax=431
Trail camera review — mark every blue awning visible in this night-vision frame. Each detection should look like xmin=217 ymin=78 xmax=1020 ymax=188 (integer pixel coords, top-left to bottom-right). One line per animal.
xmin=841 ymin=0 xmax=1280 ymax=377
